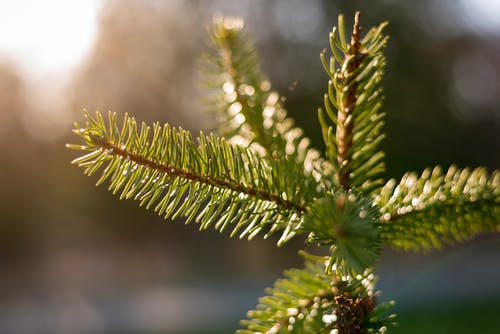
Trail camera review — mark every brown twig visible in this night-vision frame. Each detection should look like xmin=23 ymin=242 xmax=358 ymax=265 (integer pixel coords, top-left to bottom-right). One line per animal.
xmin=89 ymin=133 xmax=306 ymax=214
xmin=337 ymin=11 xmax=366 ymax=189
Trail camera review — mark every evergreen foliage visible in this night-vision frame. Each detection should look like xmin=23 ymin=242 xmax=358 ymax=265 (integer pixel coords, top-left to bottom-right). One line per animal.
xmin=68 ymin=12 xmax=499 ymax=333
xmin=68 ymin=111 xmax=318 ymax=245
xmin=201 ymin=17 xmax=322 ymax=171
xmin=318 ymin=14 xmax=387 ymax=193
xmin=238 ymin=256 xmax=394 ymax=334
xmin=377 ymin=165 xmax=499 ymax=250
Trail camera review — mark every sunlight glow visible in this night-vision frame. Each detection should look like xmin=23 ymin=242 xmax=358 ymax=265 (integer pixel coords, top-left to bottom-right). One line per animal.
xmin=460 ymin=0 xmax=500 ymax=33
xmin=0 ymin=0 xmax=102 ymax=77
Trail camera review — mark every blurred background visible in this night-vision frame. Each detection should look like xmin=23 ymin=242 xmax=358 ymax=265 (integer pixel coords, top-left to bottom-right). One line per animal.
xmin=0 ymin=0 xmax=499 ymax=333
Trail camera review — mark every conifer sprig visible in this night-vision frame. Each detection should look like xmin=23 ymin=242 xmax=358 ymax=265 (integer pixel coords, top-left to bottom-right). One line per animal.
xmin=376 ymin=166 xmax=500 ymax=250
xmin=67 ymin=12 xmax=500 ymax=334
xmin=67 ymin=111 xmax=320 ymax=244
xmin=201 ymin=17 xmax=322 ymax=175
xmin=319 ymin=13 xmax=388 ymax=193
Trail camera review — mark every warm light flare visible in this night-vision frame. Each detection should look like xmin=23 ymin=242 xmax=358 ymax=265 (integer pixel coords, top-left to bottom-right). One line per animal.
xmin=0 ymin=0 xmax=102 ymax=77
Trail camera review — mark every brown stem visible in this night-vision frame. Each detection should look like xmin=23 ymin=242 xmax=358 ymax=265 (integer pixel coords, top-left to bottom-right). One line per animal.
xmin=337 ymin=11 xmax=366 ymax=189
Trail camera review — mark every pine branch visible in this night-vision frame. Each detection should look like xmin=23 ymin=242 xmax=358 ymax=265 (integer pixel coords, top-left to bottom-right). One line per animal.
xmin=201 ymin=17 xmax=324 ymax=178
xmin=319 ymin=12 xmax=388 ymax=193
xmin=376 ymin=166 xmax=500 ymax=250
xmin=67 ymin=111 xmax=320 ymax=244
xmin=66 ymin=13 xmax=500 ymax=334
xmin=238 ymin=257 xmax=394 ymax=334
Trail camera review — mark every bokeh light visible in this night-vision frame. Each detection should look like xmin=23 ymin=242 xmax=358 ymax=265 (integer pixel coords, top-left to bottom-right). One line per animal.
xmin=0 ymin=0 xmax=102 ymax=78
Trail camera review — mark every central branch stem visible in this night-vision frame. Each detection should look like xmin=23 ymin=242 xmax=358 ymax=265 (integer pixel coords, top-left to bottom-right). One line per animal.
xmin=337 ymin=11 xmax=365 ymax=189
